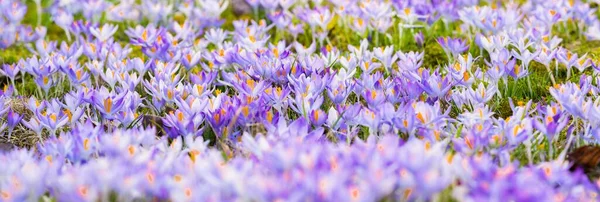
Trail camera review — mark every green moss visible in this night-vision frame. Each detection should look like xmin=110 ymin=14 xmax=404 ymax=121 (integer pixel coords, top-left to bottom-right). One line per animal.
xmin=421 ymin=41 xmax=448 ymax=69
xmin=14 ymin=75 xmax=39 ymax=97
xmin=566 ymin=40 xmax=600 ymax=61
xmin=0 ymin=45 xmax=31 ymax=64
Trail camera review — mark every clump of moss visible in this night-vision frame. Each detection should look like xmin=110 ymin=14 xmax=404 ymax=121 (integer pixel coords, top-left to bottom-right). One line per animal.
xmin=566 ymin=40 xmax=600 ymax=62
xmin=6 ymin=97 xmax=33 ymax=119
xmin=0 ymin=45 xmax=32 ymax=64
xmin=0 ymin=127 xmax=44 ymax=150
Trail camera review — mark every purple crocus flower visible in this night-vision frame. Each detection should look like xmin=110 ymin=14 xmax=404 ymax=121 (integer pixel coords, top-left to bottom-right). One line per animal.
xmin=466 ymin=83 xmax=497 ymax=106
xmin=21 ymin=117 xmax=44 ymax=140
xmin=392 ymin=103 xmax=417 ymax=135
xmin=2 ymin=1 xmax=27 ymax=23
xmin=33 ymin=73 xmax=55 ymax=94
xmin=414 ymin=31 xmax=424 ymax=47
xmin=181 ymin=49 xmax=202 ymax=70
xmin=64 ymin=63 xmax=90 ymax=86
xmin=5 ymin=109 xmax=23 ymax=139
xmin=163 ymin=109 xmax=204 ymax=137
xmin=91 ymin=87 xmax=128 ymax=120
xmin=35 ymin=109 xmax=69 ymax=136
xmin=396 ymin=51 xmax=424 ymax=73
xmin=363 ymin=89 xmax=386 ymax=108
xmin=0 ymin=64 xmax=20 ymax=80
xmin=309 ymin=109 xmax=327 ymax=127
xmin=416 ymin=69 xmax=453 ymax=99
xmin=373 ymin=45 xmax=397 ymax=71
xmin=437 ymin=37 xmax=469 ymax=55
xmin=533 ymin=105 xmax=569 ymax=142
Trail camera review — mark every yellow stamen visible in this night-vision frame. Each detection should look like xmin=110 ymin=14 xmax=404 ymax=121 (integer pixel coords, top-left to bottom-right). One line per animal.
xmin=213 ymin=113 xmax=221 ymax=124
xmin=76 ymin=69 xmax=82 ymax=80
xmin=416 ymin=112 xmax=425 ymax=123
xmin=128 ymin=145 xmax=135 ymax=156
xmin=403 ymin=188 xmax=412 ymax=200
xmin=177 ymin=111 xmax=184 ymax=122
xmin=83 ymin=138 xmax=90 ymax=151
xmin=242 ymin=106 xmax=249 ymax=117
xmin=104 ymin=98 xmax=113 ymax=113
xmin=64 ymin=109 xmax=72 ymax=122
xmin=167 ymin=90 xmax=174 ymax=100
xmin=189 ymin=149 xmax=200 ymax=162
xmin=446 ymin=153 xmax=454 ymax=163
xmin=266 ymin=111 xmax=273 ymax=123
xmin=174 ymin=174 xmax=182 ymax=182
xmin=45 ymin=155 xmax=52 ymax=164
xmin=465 ymin=137 xmax=474 ymax=149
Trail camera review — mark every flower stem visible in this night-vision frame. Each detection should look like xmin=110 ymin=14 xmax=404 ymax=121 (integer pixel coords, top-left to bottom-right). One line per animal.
xmin=544 ymin=64 xmax=556 ymax=86
xmin=526 ymin=74 xmax=533 ymax=97
xmin=35 ymin=0 xmax=42 ymax=26
xmin=10 ymin=79 xmax=18 ymax=95
xmin=65 ymin=29 xmax=72 ymax=42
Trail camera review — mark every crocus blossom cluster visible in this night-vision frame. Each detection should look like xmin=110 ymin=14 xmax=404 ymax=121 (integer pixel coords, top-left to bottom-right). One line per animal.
xmin=1 ymin=0 xmax=600 ymax=201
xmin=1 ymin=124 xmax=597 ymax=201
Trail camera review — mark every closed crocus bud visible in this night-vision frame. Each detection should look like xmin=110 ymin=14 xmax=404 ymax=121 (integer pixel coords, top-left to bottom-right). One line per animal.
xmin=5 ymin=109 xmax=23 ymax=139
xmin=414 ymin=31 xmax=424 ymax=47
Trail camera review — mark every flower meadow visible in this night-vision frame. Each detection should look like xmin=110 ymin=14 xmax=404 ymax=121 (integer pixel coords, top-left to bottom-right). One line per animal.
xmin=3 ymin=0 xmax=600 ymax=201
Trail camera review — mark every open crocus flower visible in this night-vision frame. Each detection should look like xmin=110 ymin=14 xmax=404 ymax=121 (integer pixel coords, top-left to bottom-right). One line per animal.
xmin=573 ymin=57 xmax=591 ymax=72
xmin=35 ymin=108 xmax=69 ymax=136
xmin=363 ymin=88 xmax=386 ymax=108
xmin=453 ymin=121 xmax=494 ymax=155
xmin=373 ymin=45 xmax=397 ymax=71
xmin=447 ymin=54 xmax=475 ymax=86
xmin=0 ymin=64 xmax=20 ymax=81
xmin=511 ymin=48 xmax=540 ymax=70
xmin=466 ymin=83 xmax=497 ymax=106
xmin=90 ymin=24 xmax=119 ymax=42
xmin=396 ymin=6 xmax=427 ymax=28
xmin=437 ymin=37 xmax=469 ymax=56
xmin=91 ymin=87 xmax=128 ymax=120
xmin=412 ymin=101 xmax=448 ymax=129
xmin=64 ymin=63 xmax=90 ymax=86
xmin=533 ymin=103 xmax=569 ymax=142
xmin=549 ymin=82 xmax=591 ymax=119
xmin=396 ymin=51 xmax=424 ymax=73
xmin=506 ymin=63 xmax=528 ymax=79
xmin=163 ymin=109 xmax=204 ymax=137
xmin=416 ymin=69 xmax=453 ymax=100
xmin=475 ymin=33 xmax=509 ymax=53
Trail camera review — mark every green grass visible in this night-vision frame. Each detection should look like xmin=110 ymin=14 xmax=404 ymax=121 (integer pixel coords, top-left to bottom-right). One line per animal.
xmin=0 ymin=45 xmax=31 ymax=64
